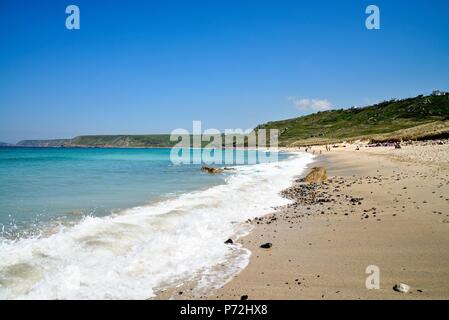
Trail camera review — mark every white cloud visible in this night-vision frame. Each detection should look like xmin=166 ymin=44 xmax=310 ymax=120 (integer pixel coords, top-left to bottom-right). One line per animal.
xmin=288 ymin=97 xmax=333 ymax=112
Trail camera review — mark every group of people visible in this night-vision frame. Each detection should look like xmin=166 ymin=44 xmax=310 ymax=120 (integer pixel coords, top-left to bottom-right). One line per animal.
xmin=300 ymin=145 xmax=332 ymax=155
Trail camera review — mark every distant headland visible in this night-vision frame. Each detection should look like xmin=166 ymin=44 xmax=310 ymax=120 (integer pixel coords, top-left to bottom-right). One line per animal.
xmin=7 ymin=92 xmax=449 ymax=148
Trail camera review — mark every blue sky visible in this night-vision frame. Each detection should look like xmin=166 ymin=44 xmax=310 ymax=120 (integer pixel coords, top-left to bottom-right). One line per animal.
xmin=1 ymin=0 xmax=448 ymax=143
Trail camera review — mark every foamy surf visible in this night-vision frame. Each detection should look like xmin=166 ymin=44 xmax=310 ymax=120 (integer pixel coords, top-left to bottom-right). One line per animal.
xmin=0 ymin=152 xmax=314 ymax=299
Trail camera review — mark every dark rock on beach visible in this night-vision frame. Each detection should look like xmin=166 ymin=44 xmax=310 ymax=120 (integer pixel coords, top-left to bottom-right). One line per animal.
xmin=260 ymin=243 xmax=273 ymax=249
xmin=201 ymin=166 xmax=224 ymax=174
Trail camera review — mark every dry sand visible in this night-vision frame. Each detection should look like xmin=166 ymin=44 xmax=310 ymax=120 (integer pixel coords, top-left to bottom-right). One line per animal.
xmin=206 ymin=143 xmax=449 ymax=300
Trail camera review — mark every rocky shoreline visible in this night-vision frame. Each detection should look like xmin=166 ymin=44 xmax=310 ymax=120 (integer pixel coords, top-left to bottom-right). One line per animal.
xmin=207 ymin=144 xmax=449 ymax=300
xmin=153 ymin=142 xmax=449 ymax=300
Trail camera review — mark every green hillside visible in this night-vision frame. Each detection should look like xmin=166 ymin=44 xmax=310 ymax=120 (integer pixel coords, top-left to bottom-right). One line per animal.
xmin=17 ymin=135 xmax=178 ymax=148
xmin=17 ymin=135 xmax=217 ymax=148
xmin=15 ymin=93 xmax=449 ymax=148
xmin=256 ymin=94 xmax=449 ymax=146
xmin=70 ymin=135 xmax=178 ymax=147
xmin=16 ymin=139 xmax=70 ymax=147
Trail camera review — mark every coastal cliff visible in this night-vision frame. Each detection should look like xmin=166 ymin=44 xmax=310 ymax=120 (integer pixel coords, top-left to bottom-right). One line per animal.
xmin=15 ymin=93 xmax=449 ymax=148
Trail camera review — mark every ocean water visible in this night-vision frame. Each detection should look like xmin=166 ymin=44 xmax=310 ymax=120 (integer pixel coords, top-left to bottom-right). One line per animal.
xmin=0 ymin=147 xmax=314 ymax=299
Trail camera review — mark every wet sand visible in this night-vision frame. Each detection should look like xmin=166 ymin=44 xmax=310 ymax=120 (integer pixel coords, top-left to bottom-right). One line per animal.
xmin=207 ymin=144 xmax=449 ymax=299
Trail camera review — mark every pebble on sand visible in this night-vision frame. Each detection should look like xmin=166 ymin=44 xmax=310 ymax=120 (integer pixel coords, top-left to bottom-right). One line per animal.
xmin=393 ymin=283 xmax=411 ymax=293
xmin=260 ymin=243 xmax=273 ymax=249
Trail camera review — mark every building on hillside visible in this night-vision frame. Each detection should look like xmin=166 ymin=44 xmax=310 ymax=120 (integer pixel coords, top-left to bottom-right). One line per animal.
xmin=432 ymin=90 xmax=449 ymax=96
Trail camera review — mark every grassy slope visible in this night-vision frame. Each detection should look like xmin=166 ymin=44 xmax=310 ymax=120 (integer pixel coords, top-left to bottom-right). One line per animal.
xmin=70 ymin=135 xmax=178 ymax=147
xmin=18 ymin=135 xmax=209 ymax=147
xmin=16 ymin=139 xmax=71 ymax=147
xmin=15 ymin=94 xmax=449 ymax=148
xmin=256 ymin=94 xmax=449 ymax=146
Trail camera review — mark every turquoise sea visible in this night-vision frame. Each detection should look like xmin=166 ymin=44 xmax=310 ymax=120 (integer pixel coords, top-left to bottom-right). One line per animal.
xmin=0 ymin=148 xmax=228 ymax=237
xmin=0 ymin=147 xmax=314 ymax=299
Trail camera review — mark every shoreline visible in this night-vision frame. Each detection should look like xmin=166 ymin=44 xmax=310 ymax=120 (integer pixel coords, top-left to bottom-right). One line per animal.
xmin=152 ymin=151 xmax=315 ymax=300
xmin=202 ymin=143 xmax=449 ymax=300
xmin=3 ymin=144 xmax=448 ymax=299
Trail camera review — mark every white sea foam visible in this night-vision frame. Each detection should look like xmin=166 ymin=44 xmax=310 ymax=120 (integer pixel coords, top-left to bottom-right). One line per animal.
xmin=0 ymin=152 xmax=314 ymax=299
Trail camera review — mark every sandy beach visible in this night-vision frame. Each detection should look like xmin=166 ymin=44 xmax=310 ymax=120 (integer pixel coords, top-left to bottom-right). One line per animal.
xmin=198 ymin=142 xmax=449 ymax=300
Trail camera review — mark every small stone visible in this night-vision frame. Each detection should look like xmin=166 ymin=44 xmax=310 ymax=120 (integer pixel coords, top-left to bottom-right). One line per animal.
xmin=224 ymin=239 xmax=233 ymax=245
xmin=260 ymin=243 xmax=273 ymax=249
xmin=393 ymin=283 xmax=410 ymax=293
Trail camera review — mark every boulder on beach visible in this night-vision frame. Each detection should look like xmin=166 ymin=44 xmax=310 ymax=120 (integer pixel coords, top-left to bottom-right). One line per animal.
xmin=201 ymin=166 xmax=224 ymax=174
xmin=303 ymin=167 xmax=328 ymax=184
